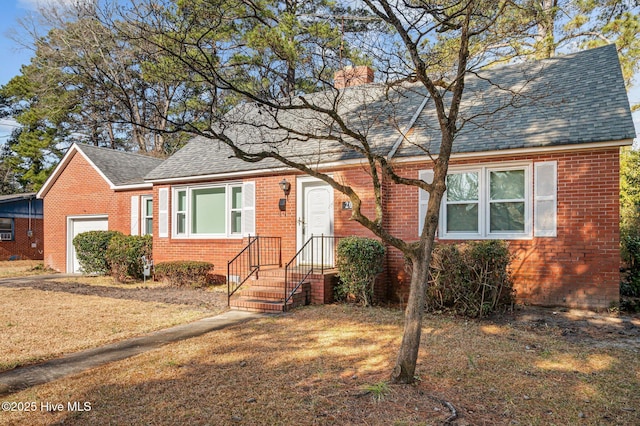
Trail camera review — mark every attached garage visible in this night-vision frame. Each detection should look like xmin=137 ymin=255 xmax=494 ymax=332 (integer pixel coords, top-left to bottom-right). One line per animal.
xmin=37 ymin=143 xmax=164 ymax=273
xmin=66 ymin=216 xmax=108 ymax=273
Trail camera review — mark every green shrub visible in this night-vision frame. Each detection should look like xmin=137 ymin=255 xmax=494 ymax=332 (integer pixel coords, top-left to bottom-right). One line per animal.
xmin=621 ymin=233 xmax=640 ymax=298
xmin=72 ymin=230 xmax=123 ymax=275
xmin=154 ymin=261 xmax=214 ymax=288
xmin=426 ymin=240 xmax=515 ymax=318
xmin=335 ymin=237 xmax=386 ymax=306
xmin=105 ymin=234 xmax=152 ymax=282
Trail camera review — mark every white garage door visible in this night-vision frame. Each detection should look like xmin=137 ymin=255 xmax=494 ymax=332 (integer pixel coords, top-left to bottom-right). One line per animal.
xmin=68 ymin=216 xmax=108 ymax=273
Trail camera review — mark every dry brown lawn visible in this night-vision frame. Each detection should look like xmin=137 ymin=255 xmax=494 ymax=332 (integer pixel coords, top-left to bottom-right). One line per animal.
xmin=0 ymin=261 xmax=49 ymax=278
xmin=45 ymin=274 xmax=167 ymax=288
xmin=0 ymin=280 xmax=225 ymax=372
xmin=1 ymin=305 xmax=638 ymax=426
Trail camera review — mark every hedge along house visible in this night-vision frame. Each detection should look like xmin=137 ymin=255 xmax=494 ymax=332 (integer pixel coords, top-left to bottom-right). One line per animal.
xmin=37 ymin=143 xmax=164 ymax=273
xmin=145 ymin=45 xmax=636 ymax=311
xmin=0 ymin=193 xmax=43 ymax=260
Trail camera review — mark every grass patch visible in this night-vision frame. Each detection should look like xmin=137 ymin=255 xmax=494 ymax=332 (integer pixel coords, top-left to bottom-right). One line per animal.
xmin=45 ymin=275 xmax=228 ymax=293
xmin=0 ymin=286 xmax=220 ymax=373
xmin=47 ymin=275 xmax=168 ymax=289
xmin=1 ymin=305 xmax=638 ymax=425
xmin=362 ymin=381 xmax=389 ymax=402
xmin=0 ymin=260 xmax=51 ymax=278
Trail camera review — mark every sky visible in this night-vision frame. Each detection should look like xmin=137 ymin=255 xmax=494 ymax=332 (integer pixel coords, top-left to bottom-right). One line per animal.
xmin=0 ymin=0 xmax=36 ymax=141
xmin=0 ymin=0 xmax=639 ymax=143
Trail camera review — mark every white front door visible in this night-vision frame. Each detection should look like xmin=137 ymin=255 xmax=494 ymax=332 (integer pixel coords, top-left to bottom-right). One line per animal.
xmin=67 ymin=216 xmax=108 ymax=273
xmin=298 ymin=178 xmax=333 ymax=265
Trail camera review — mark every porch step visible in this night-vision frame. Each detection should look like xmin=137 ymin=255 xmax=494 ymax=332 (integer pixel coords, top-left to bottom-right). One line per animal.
xmin=248 ymin=277 xmax=288 ymax=288
xmin=229 ymin=280 xmax=311 ymax=313
xmin=230 ymin=298 xmax=292 ymax=313
xmin=239 ymin=286 xmax=288 ymax=301
xmin=254 ymin=268 xmax=286 ymax=279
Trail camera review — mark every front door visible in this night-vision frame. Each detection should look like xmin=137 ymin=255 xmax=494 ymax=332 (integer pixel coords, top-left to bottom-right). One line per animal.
xmin=298 ymin=178 xmax=333 ymax=265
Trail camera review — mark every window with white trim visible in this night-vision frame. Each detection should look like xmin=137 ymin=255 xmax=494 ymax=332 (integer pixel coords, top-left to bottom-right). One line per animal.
xmin=172 ymin=183 xmax=250 ymax=238
xmin=419 ymin=163 xmax=539 ymax=239
xmin=142 ymin=196 xmax=153 ymax=236
xmin=444 ymin=171 xmax=480 ymax=234
xmin=0 ymin=218 xmax=13 ymax=241
xmin=444 ymin=165 xmax=530 ymax=239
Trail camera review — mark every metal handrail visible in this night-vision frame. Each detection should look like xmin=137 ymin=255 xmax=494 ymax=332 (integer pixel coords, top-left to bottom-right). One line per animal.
xmin=283 ymin=235 xmax=341 ymax=310
xmin=227 ymin=236 xmax=282 ymax=306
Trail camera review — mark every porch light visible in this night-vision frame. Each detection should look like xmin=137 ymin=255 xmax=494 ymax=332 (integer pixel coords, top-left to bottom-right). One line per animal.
xmin=279 ymin=178 xmax=291 ymax=196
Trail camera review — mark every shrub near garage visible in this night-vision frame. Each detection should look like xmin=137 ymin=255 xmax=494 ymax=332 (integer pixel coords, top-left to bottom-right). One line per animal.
xmin=154 ymin=261 xmax=215 ymax=288
xmin=106 ymin=234 xmax=153 ymax=282
xmin=335 ymin=237 xmax=385 ymax=306
xmin=72 ymin=230 xmax=123 ymax=275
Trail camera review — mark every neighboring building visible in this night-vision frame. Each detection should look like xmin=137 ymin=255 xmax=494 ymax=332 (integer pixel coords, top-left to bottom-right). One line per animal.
xmin=38 ymin=45 xmax=637 ymax=310
xmin=0 ymin=193 xmax=43 ymax=260
xmin=36 ymin=144 xmax=164 ymax=273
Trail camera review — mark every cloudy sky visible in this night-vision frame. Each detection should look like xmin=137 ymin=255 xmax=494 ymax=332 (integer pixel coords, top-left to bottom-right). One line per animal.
xmin=0 ymin=0 xmax=639 ymax=143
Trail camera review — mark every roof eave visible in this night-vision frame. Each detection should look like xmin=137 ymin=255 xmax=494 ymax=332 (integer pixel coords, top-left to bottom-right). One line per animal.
xmin=394 ymin=138 xmax=634 ymax=165
xmin=113 ymin=183 xmax=154 ymax=191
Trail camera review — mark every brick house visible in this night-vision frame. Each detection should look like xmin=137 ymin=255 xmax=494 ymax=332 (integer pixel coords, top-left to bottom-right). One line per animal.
xmin=36 ymin=144 xmax=163 ymax=273
xmin=38 ymin=45 xmax=636 ymax=310
xmin=0 ymin=193 xmax=43 ymax=260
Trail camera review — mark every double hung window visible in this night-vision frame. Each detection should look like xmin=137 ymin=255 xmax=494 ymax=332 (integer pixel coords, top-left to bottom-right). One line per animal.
xmin=418 ymin=161 xmax=557 ymax=240
xmin=141 ymin=196 xmax=153 ymax=236
xmin=442 ymin=165 xmax=530 ymax=238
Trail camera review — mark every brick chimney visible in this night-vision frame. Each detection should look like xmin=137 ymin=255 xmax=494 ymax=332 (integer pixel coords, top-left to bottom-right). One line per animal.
xmin=334 ymin=66 xmax=374 ymax=89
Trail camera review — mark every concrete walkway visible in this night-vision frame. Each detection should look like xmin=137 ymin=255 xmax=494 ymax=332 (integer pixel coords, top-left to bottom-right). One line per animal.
xmin=0 ymin=310 xmax=267 ymax=396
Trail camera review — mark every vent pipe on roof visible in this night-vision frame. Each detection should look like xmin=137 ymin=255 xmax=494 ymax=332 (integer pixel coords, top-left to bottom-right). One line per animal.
xmin=334 ymin=66 xmax=374 ymax=89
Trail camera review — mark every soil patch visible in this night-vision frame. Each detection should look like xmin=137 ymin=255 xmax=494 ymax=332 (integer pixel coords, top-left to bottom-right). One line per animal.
xmin=492 ymin=305 xmax=640 ymax=351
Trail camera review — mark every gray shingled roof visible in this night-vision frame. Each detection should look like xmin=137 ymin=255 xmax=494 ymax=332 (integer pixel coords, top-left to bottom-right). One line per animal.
xmin=76 ymin=144 xmax=165 ymax=186
xmin=146 ymin=44 xmax=635 ymax=182
xmin=401 ymin=44 xmax=636 ymax=156
xmin=0 ymin=193 xmax=37 ymax=203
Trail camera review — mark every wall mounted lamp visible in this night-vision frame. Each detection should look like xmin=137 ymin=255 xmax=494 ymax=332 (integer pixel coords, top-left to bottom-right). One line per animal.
xmin=279 ymin=178 xmax=291 ymax=197
xmin=278 ymin=178 xmax=291 ymax=213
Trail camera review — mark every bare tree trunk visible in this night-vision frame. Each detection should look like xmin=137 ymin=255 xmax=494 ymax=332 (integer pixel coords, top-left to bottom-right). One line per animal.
xmin=536 ymin=0 xmax=558 ymax=59
xmin=284 ymin=0 xmax=296 ymax=97
xmin=390 ymin=186 xmax=443 ymax=383
xmin=391 ymin=253 xmax=429 ymax=383
xmin=106 ymin=122 xmax=116 ymax=149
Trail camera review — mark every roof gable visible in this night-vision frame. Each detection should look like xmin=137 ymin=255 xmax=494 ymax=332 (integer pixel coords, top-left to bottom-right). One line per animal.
xmin=37 ymin=144 xmax=165 ymax=198
xmin=400 ymin=44 xmax=636 ymax=157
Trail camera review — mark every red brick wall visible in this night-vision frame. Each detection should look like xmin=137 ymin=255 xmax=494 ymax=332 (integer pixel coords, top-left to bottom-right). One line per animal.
xmin=152 ymin=174 xmax=301 ymax=275
xmin=0 ymin=217 xmax=44 ymax=260
xmin=42 ymin=151 xmax=152 ymax=272
xmin=150 ymin=147 xmax=620 ymax=309
xmin=382 ymin=148 xmax=621 ymax=309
